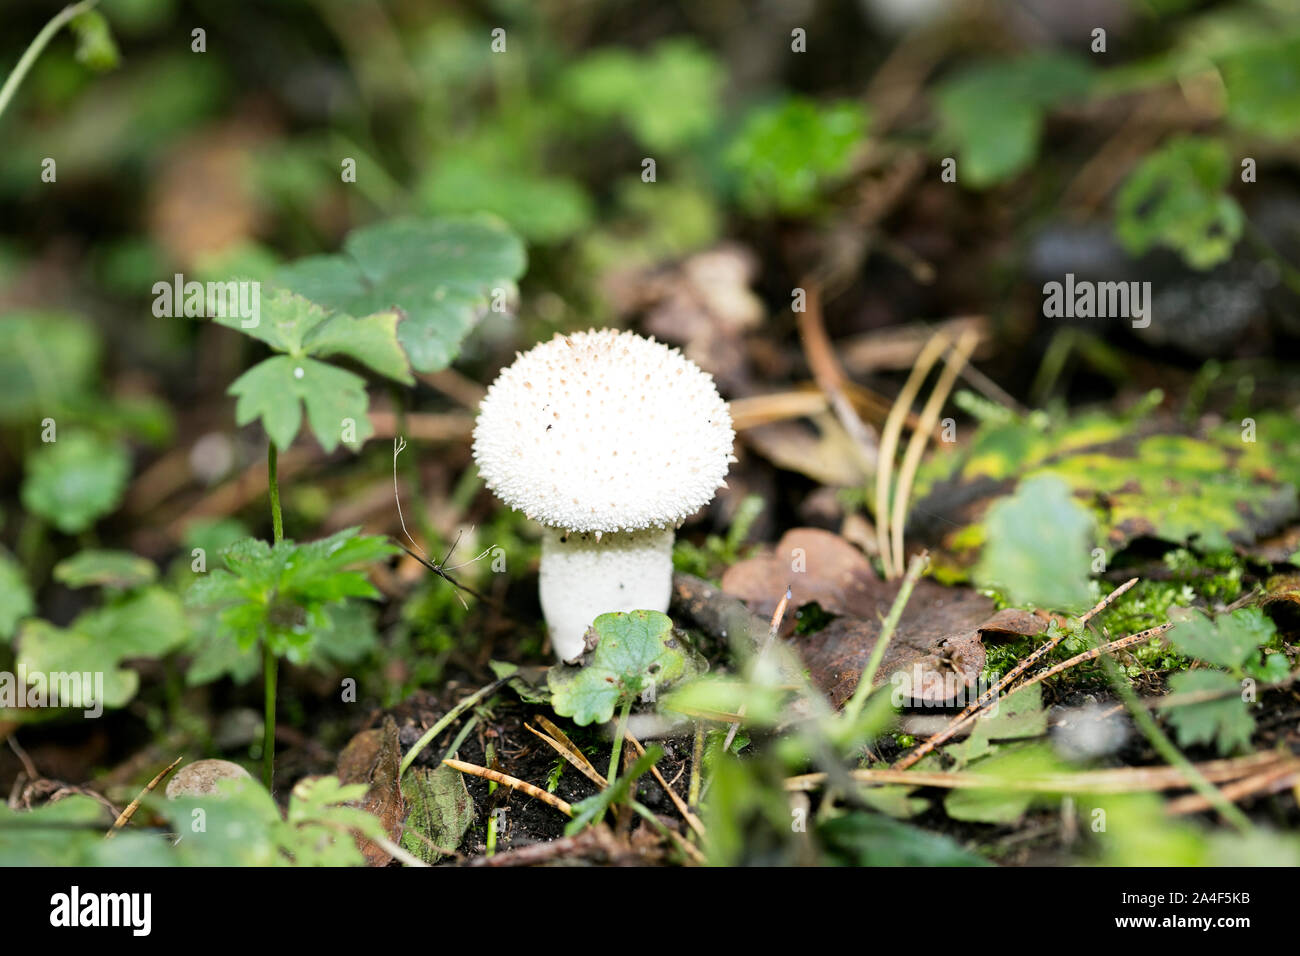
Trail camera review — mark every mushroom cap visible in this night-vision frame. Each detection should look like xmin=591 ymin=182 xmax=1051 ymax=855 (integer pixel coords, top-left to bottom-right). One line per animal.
xmin=473 ymin=329 xmax=735 ymax=533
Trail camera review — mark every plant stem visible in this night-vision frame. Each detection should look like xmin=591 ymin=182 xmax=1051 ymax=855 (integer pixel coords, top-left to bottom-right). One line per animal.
xmin=399 ymin=677 xmax=508 ymax=777
xmin=1095 ymin=636 xmax=1253 ymax=833
xmin=262 ymin=644 xmax=277 ymax=791
xmin=0 ymin=1 xmax=99 ymax=124
xmin=267 ymin=443 xmax=284 ymax=544
xmin=596 ymin=697 xmax=634 ymax=826
xmin=262 ymin=442 xmax=284 ymax=792
xmin=687 ymin=722 xmax=705 ymax=811
xmin=606 ymin=697 xmax=632 ymax=788
xmin=843 ymin=551 xmax=928 ymax=726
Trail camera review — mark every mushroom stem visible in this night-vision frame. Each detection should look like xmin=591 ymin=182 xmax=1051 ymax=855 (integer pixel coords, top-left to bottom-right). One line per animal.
xmin=539 ymin=526 xmax=675 ymax=661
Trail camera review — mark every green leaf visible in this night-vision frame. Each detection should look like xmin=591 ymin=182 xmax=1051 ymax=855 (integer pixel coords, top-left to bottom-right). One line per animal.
xmin=1168 ymin=607 xmax=1275 ymax=672
xmin=1208 ymin=828 xmax=1300 ymax=866
xmin=301 ymin=309 xmax=412 ymax=384
xmin=0 ymin=552 xmax=34 ymax=640
xmin=1250 ymin=652 xmax=1291 ymax=683
xmin=281 ymin=776 xmax=384 ymax=866
xmin=400 ymin=764 xmax=475 ymax=863
xmin=953 ymin=683 xmax=1048 ymax=767
xmin=819 ymin=812 xmax=991 ymax=866
xmin=420 ymin=159 xmax=593 ymax=244
xmin=21 ymin=433 xmax=131 ymax=533
xmin=159 ymin=774 xmax=382 ymax=867
xmin=214 ymin=288 xmax=411 ymax=451
xmin=275 ymin=217 xmax=526 ymax=372
xmin=944 ymin=742 xmax=1061 ymax=823
xmin=1219 ymin=36 xmax=1300 ymax=139
xmin=935 ymin=53 xmax=1094 ymax=188
xmin=564 ymin=746 xmax=662 ymax=836
xmin=548 ymin=610 xmax=688 ymax=726
xmin=69 ymin=9 xmax=120 ymax=72
xmin=0 ymin=795 xmax=169 ymax=866
xmin=185 ymin=617 xmax=260 ymax=686
xmin=563 ymin=39 xmax=723 ymax=153
xmin=973 ymin=474 xmax=1095 ymax=613
xmin=1165 ymin=669 xmax=1254 ymax=755
xmin=188 ymin=529 xmax=398 ymax=661
xmin=9 ymin=588 xmax=188 ymax=714
xmin=489 ymin=660 xmax=551 ymax=705
xmin=0 ymin=311 xmax=99 ymax=422
xmin=229 ymin=355 xmax=371 ymax=452
xmin=310 ymin=601 xmax=380 ymax=666
xmin=1115 ymin=135 xmax=1243 ymax=269
xmin=725 ymin=97 xmax=868 ymax=215
xmin=54 ymin=549 xmax=157 ymax=590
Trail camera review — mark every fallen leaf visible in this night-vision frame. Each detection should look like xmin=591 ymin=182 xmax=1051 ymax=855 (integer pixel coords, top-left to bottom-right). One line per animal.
xmin=741 ymin=414 xmax=868 ymax=487
xmin=400 ymin=764 xmax=475 ymax=864
xmin=721 ymin=528 xmax=1047 ymax=707
xmin=913 ymin=411 xmax=1300 ymax=579
xmin=336 ymin=715 xmax=405 ymax=866
xmin=613 ymin=243 xmax=764 ymax=393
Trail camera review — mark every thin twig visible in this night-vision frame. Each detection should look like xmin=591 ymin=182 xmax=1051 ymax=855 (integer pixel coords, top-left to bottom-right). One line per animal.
xmin=843 ymin=551 xmax=929 ymax=724
xmin=893 ymin=578 xmax=1142 ymax=770
xmin=724 ymin=586 xmax=792 ymax=750
xmin=787 ymin=750 xmax=1290 ymax=794
xmin=442 ymin=758 xmax=573 ymax=816
xmin=105 ymin=755 xmax=183 ymax=839
xmin=626 ymin=732 xmax=707 ymax=840
xmin=1000 ymin=622 xmax=1176 ymax=704
xmin=1165 ymin=759 xmax=1300 ymax=816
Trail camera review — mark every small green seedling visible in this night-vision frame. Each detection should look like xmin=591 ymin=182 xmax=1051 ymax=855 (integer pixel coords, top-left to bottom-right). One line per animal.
xmin=205 ymin=214 xmax=524 ymax=789
xmin=1163 ymin=607 xmax=1290 ymax=754
xmin=549 ymin=610 xmax=688 ymax=812
xmin=188 ymin=528 xmax=398 ymax=660
xmin=188 ymin=528 xmax=399 ymax=785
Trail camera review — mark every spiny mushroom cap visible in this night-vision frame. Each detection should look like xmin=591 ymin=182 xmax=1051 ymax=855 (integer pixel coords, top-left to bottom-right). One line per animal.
xmin=473 ymin=329 xmax=735 ymax=534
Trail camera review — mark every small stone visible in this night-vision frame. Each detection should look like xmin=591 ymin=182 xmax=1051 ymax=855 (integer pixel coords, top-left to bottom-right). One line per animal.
xmin=165 ymin=759 xmax=253 ymax=799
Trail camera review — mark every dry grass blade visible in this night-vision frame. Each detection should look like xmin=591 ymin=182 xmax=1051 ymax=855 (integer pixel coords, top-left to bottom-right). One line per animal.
xmin=795 ymin=282 xmax=879 ymax=473
xmin=728 ymin=390 xmax=832 ymax=430
xmin=526 ymin=718 xmax=608 ymax=788
xmin=889 ymin=330 xmax=979 ymax=575
xmin=724 ymin=585 xmax=791 ymax=750
xmin=442 ymin=758 xmax=574 ymax=816
xmin=788 ymin=750 xmax=1290 ymax=794
xmin=1164 ymin=758 xmax=1300 ymax=816
xmin=105 ymin=755 xmax=183 ymax=838
xmin=874 ymin=332 xmax=950 ymax=578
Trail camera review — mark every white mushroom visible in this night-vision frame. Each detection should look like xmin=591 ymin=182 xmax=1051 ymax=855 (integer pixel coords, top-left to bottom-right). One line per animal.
xmin=473 ymin=329 xmax=735 ymax=661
